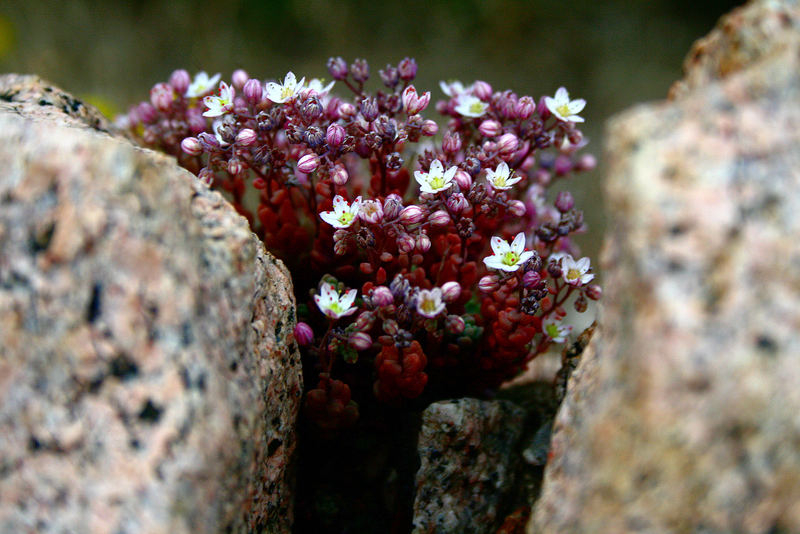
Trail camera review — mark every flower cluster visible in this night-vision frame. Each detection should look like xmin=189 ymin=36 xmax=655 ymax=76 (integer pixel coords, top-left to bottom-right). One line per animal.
xmin=123 ymin=58 xmax=600 ymax=428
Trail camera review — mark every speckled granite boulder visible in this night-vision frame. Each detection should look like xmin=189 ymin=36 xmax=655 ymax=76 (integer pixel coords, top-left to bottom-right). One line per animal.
xmin=530 ymin=1 xmax=800 ymax=533
xmin=0 ymin=76 xmax=302 ymax=534
xmin=413 ymin=398 xmax=526 ymax=534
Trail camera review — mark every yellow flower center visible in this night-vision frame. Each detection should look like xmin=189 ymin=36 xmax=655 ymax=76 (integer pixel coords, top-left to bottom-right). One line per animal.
xmin=566 ymin=268 xmax=580 ymax=281
xmin=556 ymin=103 xmax=571 ymax=117
xmin=420 ymin=298 xmax=437 ymax=314
xmin=546 ymin=324 xmax=560 ymax=338
xmin=429 ymin=175 xmax=445 ymax=190
xmin=502 ymin=251 xmax=520 ymax=266
xmin=338 ymin=212 xmax=354 ymax=225
xmin=470 ymin=102 xmax=485 ymax=114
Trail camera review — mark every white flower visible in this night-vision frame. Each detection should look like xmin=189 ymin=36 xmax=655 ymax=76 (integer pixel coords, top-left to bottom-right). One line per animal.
xmin=483 ymin=232 xmax=534 ymax=272
xmin=543 ymin=318 xmax=572 ymax=343
xmin=485 ymin=161 xmax=522 ymax=190
xmin=358 ymin=199 xmax=383 ymax=224
xmin=544 ymin=87 xmax=586 ymax=123
xmin=314 ymin=282 xmax=358 ymax=319
xmin=414 ymin=159 xmax=458 ymax=195
xmin=561 ymin=254 xmax=594 ymax=286
xmin=203 ymin=82 xmax=235 ymax=117
xmin=439 ymin=80 xmax=470 ymax=98
xmin=416 ymin=288 xmax=446 ymax=318
xmin=265 ymin=72 xmax=306 ymax=104
xmin=320 ymin=195 xmax=362 ymax=228
xmin=186 ymin=71 xmax=221 ymax=98
xmin=304 ymin=78 xmax=335 ymax=97
xmin=454 ymin=94 xmax=488 ymax=118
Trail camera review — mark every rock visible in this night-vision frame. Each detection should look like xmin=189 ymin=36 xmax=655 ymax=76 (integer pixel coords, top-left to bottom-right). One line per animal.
xmin=530 ymin=1 xmax=800 ymax=532
xmin=412 ymin=398 xmax=526 ymax=534
xmin=0 ymin=76 xmax=302 ymax=534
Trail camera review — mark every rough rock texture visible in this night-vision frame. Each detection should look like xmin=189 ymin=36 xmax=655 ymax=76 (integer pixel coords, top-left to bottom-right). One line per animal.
xmin=0 ymin=76 xmax=302 ymax=534
xmin=531 ymin=1 xmax=800 ymax=533
xmin=413 ymin=398 xmax=526 ymax=534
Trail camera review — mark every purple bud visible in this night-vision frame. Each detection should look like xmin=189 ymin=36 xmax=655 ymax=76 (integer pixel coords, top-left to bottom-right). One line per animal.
xmin=297 ymin=154 xmax=320 ymax=174
xmin=473 ymin=80 xmax=492 ymax=101
xmin=327 ymin=56 xmax=349 ymax=80
xmin=586 ymin=284 xmax=602 ymax=300
xmin=479 ymin=275 xmax=499 ymax=293
xmin=454 ymin=170 xmax=472 ymax=191
xmin=554 ymin=156 xmax=573 ymax=176
xmin=349 ymin=332 xmax=373 ymax=351
xmin=421 ymin=120 xmax=439 ymax=136
xmin=515 ymin=96 xmax=536 ymax=120
xmin=442 ymin=132 xmax=462 ymax=154
xmin=243 ymin=79 xmax=263 ymax=104
xmin=416 ymin=233 xmax=431 ymax=252
xmin=399 ymin=205 xmax=425 ymax=225
xmin=135 ymin=102 xmax=158 ymax=124
xmin=508 ymin=199 xmax=527 ymax=217
xmin=181 ymin=137 xmax=203 ymax=156
xmin=383 ymin=194 xmax=403 ymax=219
xmin=232 ymin=69 xmax=248 ymax=90
xmin=197 ymin=132 xmax=220 ymax=151
xmin=350 ymin=58 xmax=370 ymax=83
xmin=227 ymin=158 xmax=244 ymax=175
xmin=446 ymin=192 xmax=469 ymax=214
xmin=330 ymin=165 xmax=348 ymax=185
xmin=429 ymin=210 xmax=451 ymax=227
xmin=396 ymin=233 xmax=415 ymax=253
xmin=445 ymin=315 xmax=466 ymax=334
xmin=326 ymin=123 xmax=345 ymax=148
xmin=356 ymin=311 xmax=376 ymax=331
xmin=236 ymin=128 xmax=257 ymax=146
xmin=371 ymin=286 xmax=394 ymax=307
xmin=478 ymin=119 xmax=502 ymax=137
xmin=169 ymin=69 xmax=191 ymax=95
xmin=379 ymin=64 xmax=400 ymax=88
xmin=496 ymin=132 xmax=519 ymax=154
xmin=576 ymin=154 xmax=597 ymax=172
xmin=397 ymin=57 xmax=417 ymax=81
xmin=294 ymin=322 xmax=314 ymax=346
xmin=360 ymin=97 xmax=378 ymax=122
xmin=338 ymin=102 xmax=357 ymax=118
xmin=441 ymin=281 xmax=462 ymax=302
xmin=554 ymin=191 xmax=574 ymax=213
xmin=522 ymin=270 xmax=542 ymax=288
xmin=150 ymin=82 xmax=174 ymax=112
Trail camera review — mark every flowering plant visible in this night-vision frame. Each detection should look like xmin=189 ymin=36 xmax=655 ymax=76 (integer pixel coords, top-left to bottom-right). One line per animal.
xmin=122 ymin=58 xmax=600 ymax=428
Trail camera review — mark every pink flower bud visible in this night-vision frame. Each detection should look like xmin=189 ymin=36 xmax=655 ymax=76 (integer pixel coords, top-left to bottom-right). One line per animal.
xmin=576 ymin=154 xmax=597 ymax=172
xmin=445 ymin=314 xmax=466 ymax=334
xmin=338 ymin=102 xmax=356 ymax=118
xmin=356 ymin=311 xmax=375 ymax=331
xmin=349 ymin=332 xmax=373 ymax=351
xmin=554 ymin=155 xmax=573 ymax=176
xmin=334 ymin=240 xmax=349 ymax=255
xmin=429 ymin=210 xmax=451 ymax=227
xmin=441 ymin=281 xmax=461 ymax=302
xmin=515 ymin=96 xmax=536 ymax=120
xmin=442 ymin=132 xmax=462 ymax=154
xmin=358 ymin=199 xmax=384 ymax=224
xmin=473 ymin=80 xmax=493 ymax=101
xmin=383 ymin=194 xmax=403 ymax=219
xmin=331 ymin=165 xmax=349 ymax=185
xmin=232 ymin=69 xmax=248 ymax=89
xmin=198 ymin=168 xmax=215 ymax=186
xmin=333 ymin=229 xmax=349 ymax=243
xmin=497 ymin=133 xmax=519 ymax=154
xmin=421 ymin=120 xmax=439 ymax=136
xmin=297 ymin=153 xmax=320 ymax=174
xmin=537 ymin=96 xmax=551 ymax=119
xmin=402 ymin=85 xmax=431 ymax=115
xmin=478 ymin=119 xmax=502 ymax=137
xmin=454 ymin=170 xmax=472 ymax=191
xmin=396 ymin=233 xmax=415 ymax=253
xmin=508 ymin=200 xmax=526 ymax=217
xmin=243 ymin=79 xmax=263 ymax=104
xmin=483 ymin=141 xmax=497 ymax=153
xmin=523 ymin=270 xmax=542 ymax=288
xmin=150 ymin=82 xmax=174 ymax=112
xmin=181 ymin=137 xmax=203 ymax=156
xmin=586 ymin=284 xmax=602 ymax=300
xmin=169 ymin=69 xmax=191 ymax=95
xmin=399 ymin=205 xmax=425 ymax=225
xmin=479 ymin=274 xmax=499 ymax=293
xmin=326 ymin=123 xmax=346 ymax=147
xmin=294 ymin=322 xmax=314 ymax=346
xmin=382 ymin=318 xmax=399 ymax=335
xmin=227 ymin=158 xmax=244 ymax=175
xmin=135 ymin=102 xmax=158 ymax=124
xmin=371 ymin=286 xmax=394 ymax=307
xmin=416 ymin=233 xmax=431 ymax=252
xmin=446 ymin=192 xmax=469 ymax=214
xmin=554 ymin=191 xmax=574 ymax=213
xmin=236 ymin=128 xmax=257 ymax=146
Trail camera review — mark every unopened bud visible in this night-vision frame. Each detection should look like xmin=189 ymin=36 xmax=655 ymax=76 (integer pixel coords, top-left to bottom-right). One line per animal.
xmin=331 ymin=165 xmax=349 ymax=185
xmin=497 ymin=132 xmax=519 ymax=154
xmin=326 ymin=123 xmax=345 ymax=147
xmin=399 ymin=205 xmax=425 ymax=225
xmin=397 ymin=57 xmax=417 ymax=81
xmin=338 ymin=102 xmax=356 ymax=118
xmin=383 ymin=194 xmax=403 ymax=219
xmin=585 ymin=284 xmax=602 ymax=301
xmin=429 ymin=210 xmax=451 ymax=227
xmin=236 ymin=128 xmax=257 ymax=146
xmin=379 ymin=64 xmax=399 ymax=88
xmin=421 ymin=120 xmax=438 ymax=136
xmin=382 ymin=318 xmax=399 ymax=335
xmin=522 ymin=270 xmax=542 ymax=288
xmin=181 ymin=137 xmax=203 ymax=156
xmin=454 ymin=170 xmax=472 ymax=191
xmin=402 ymin=85 xmax=430 ymax=115
xmin=197 ymin=132 xmax=220 ymax=151
xmin=334 ymin=240 xmax=349 ymax=255
xmin=574 ymin=294 xmax=588 ymax=313
xmin=243 ymin=79 xmax=263 ymax=104
xmin=446 ymin=192 xmax=469 ymax=214
xmin=227 ymin=158 xmax=244 ymax=175
xmin=576 ymin=154 xmax=597 ymax=172
xmin=349 ymin=332 xmax=373 ymax=351
xmin=169 ymin=69 xmax=191 ymax=95
xmin=294 ymin=322 xmax=314 ymax=346
xmin=150 ymin=82 xmax=174 ymax=112
xmin=327 ymin=56 xmax=348 ymax=80
xmin=442 ymin=132 xmax=462 ymax=154
xmin=396 ymin=233 xmax=415 ymax=253
xmin=415 ymin=233 xmax=431 ymax=252
xmin=554 ymin=191 xmax=574 ymax=213
xmin=297 ymin=153 xmax=320 ymax=174
xmin=479 ymin=275 xmax=499 ymax=293
xmin=350 ymin=58 xmax=370 ymax=83
xmin=441 ymin=281 xmax=461 ymax=302
xmin=333 ymin=229 xmax=349 ymax=243
xmin=473 ymin=80 xmax=492 ymax=100
xmin=508 ymin=199 xmax=526 ymax=217
xmin=515 ymin=96 xmax=536 ymax=120
xmin=355 ymin=311 xmax=375 ymax=331
xmin=371 ymin=286 xmax=394 ymax=307
xmin=478 ymin=119 xmax=502 ymax=137
xmin=231 ymin=69 xmax=248 ymax=89
xmin=445 ymin=314 xmax=466 ymax=334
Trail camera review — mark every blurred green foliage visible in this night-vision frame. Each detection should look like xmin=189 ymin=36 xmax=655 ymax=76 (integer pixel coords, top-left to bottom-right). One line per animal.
xmin=0 ymin=0 xmax=742 ymax=260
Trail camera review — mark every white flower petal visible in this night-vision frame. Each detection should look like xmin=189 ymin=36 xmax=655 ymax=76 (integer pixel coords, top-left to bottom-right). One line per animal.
xmin=490 ymin=236 xmax=507 ymax=255
xmin=510 ymin=232 xmax=526 ymax=253
xmin=518 ymin=251 xmax=534 ymax=264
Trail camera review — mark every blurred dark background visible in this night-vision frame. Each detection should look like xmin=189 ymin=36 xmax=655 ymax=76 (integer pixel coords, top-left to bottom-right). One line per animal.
xmin=0 ymin=0 xmax=743 ymax=261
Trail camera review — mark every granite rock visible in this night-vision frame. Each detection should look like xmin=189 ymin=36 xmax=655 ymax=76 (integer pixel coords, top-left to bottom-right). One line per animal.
xmin=0 ymin=76 xmax=302 ymax=534
xmin=531 ymin=1 xmax=800 ymax=532
xmin=413 ymin=398 xmax=526 ymax=534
